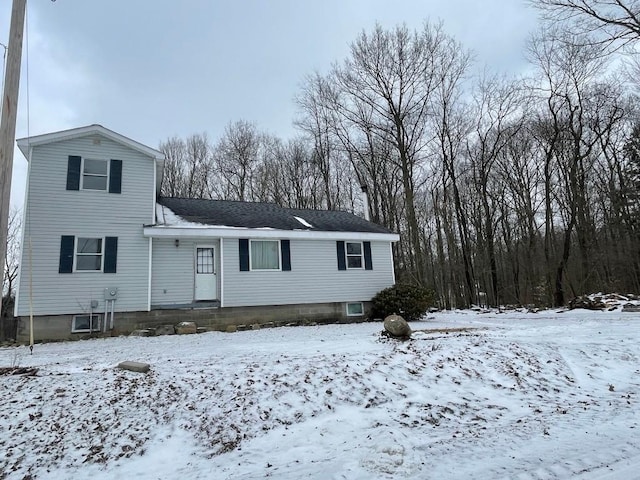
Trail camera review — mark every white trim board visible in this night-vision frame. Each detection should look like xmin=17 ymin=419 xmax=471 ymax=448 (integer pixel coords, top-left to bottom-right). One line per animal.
xmin=16 ymin=124 xmax=165 ymax=161
xmin=143 ymin=226 xmax=399 ymax=242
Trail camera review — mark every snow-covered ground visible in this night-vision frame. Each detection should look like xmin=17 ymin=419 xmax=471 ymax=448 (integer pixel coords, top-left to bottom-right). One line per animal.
xmin=1 ymin=307 xmax=639 ymax=479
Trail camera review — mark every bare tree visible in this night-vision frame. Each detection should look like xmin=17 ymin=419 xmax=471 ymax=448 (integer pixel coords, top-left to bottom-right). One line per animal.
xmin=159 ymin=136 xmax=186 ymax=197
xmin=213 ymin=120 xmax=261 ymax=201
xmin=331 ymin=22 xmax=466 ymax=284
xmin=2 ymin=207 xmax=20 ymax=330
xmin=526 ymin=27 xmax=622 ymax=305
xmin=430 ymin=33 xmax=475 ymax=305
xmin=184 ymin=133 xmax=213 ymax=199
xmin=465 ymin=74 xmax=526 ymax=306
xmin=159 ymin=134 xmax=212 ymax=199
xmin=531 ymin=0 xmax=640 ymax=47
xmin=296 ymin=73 xmax=340 ymax=210
xmin=3 ymin=206 xmax=20 ymax=297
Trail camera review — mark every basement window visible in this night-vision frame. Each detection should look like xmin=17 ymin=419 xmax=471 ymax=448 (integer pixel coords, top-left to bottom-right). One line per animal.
xmin=72 ymin=314 xmax=101 ymax=333
xmin=346 ymin=302 xmax=364 ymax=317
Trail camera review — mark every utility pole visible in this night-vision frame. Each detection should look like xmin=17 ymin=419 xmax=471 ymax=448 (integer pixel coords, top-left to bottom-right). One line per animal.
xmin=0 ymin=0 xmax=27 ymax=318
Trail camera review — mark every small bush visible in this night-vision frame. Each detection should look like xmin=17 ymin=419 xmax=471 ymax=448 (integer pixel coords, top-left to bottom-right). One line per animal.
xmin=371 ymin=284 xmax=435 ymax=321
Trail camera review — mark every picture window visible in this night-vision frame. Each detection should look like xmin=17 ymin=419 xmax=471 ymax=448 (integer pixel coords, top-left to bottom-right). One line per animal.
xmin=250 ymin=240 xmax=280 ymax=270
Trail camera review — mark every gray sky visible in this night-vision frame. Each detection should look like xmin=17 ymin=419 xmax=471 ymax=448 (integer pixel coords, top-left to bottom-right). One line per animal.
xmin=0 ymin=0 xmax=539 ymax=208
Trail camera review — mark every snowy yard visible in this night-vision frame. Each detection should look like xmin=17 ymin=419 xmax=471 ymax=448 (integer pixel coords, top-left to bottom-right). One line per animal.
xmin=1 ymin=308 xmax=639 ymax=479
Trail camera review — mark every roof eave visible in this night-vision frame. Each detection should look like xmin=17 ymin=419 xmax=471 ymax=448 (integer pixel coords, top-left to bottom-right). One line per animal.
xmin=143 ymin=226 xmax=399 ymax=242
xmin=16 ymin=124 xmax=165 ymax=161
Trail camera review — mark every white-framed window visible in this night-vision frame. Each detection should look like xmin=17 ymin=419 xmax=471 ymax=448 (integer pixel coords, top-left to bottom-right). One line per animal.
xmin=346 ymin=241 xmax=363 ymax=269
xmin=75 ymin=237 xmax=103 ymax=271
xmin=250 ymin=240 xmax=280 ymax=270
xmin=72 ymin=314 xmax=101 ymax=333
xmin=82 ymin=158 xmax=109 ymax=191
xmin=346 ymin=302 xmax=364 ymax=316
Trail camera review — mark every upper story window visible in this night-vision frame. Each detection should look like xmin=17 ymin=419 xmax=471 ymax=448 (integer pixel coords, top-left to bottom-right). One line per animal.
xmin=66 ymin=156 xmax=122 ymax=194
xmin=82 ymin=159 xmax=109 ymax=190
xmin=346 ymin=241 xmax=363 ymax=269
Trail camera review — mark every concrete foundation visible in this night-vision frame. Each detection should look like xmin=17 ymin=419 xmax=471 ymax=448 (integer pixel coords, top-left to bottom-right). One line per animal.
xmin=15 ymin=302 xmax=371 ymax=343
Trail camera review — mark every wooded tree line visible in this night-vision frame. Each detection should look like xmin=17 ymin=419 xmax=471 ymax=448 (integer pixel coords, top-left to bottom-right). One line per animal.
xmin=159 ymin=2 xmax=640 ymax=308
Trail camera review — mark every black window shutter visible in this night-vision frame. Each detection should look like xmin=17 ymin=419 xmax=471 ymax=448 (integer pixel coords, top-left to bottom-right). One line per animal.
xmin=104 ymin=237 xmax=118 ymax=273
xmin=66 ymin=156 xmax=81 ymax=191
xmin=364 ymin=241 xmax=373 ymax=270
xmin=239 ymin=239 xmax=249 ymax=271
xmin=336 ymin=241 xmax=346 ymax=271
xmin=281 ymin=240 xmax=291 ymax=271
xmin=59 ymin=236 xmax=75 ymax=273
xmin=109 ymin=159 xmax=122 ymax=194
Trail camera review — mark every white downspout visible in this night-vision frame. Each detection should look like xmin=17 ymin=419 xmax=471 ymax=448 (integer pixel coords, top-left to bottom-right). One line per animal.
xmin=219 ymin=238 xmax=224 ymax=308
xmin=390 ymin=242 xmax=396 ymax=285
xmin=148 ymin=158 xmax=157 ymax=312
xmin=147 ymin=237 xmax=153 ymax=311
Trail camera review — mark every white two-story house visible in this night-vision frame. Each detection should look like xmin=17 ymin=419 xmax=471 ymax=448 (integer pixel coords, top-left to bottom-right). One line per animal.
xmin=14 ymin=125 xmax=399 ymax=341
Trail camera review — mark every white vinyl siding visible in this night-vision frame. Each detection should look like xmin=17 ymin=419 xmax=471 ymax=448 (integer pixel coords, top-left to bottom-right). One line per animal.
xmin=150 ymin=238 xmax=220 ymax=305
xmin=222 ymin=238 xmax=394 ymax=308
xmin=16 ymin=135 xmax=155 ymax=316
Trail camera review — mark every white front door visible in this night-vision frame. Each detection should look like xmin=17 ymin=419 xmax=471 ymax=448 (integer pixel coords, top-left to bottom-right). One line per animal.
xmin=194 ymin=245 xmax=217 ymax=301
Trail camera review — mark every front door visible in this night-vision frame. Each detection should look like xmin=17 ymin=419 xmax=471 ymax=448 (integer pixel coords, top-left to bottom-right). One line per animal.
xmin=194 ymin=245 xmax=217 ymax=301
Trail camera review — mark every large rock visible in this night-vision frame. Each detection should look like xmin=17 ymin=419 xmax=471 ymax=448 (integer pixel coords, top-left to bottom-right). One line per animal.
xmin=117 ymin=361 xmax=150 ymax=374
xmin=383 ymin=314 xmax=412 ymax=338
xmin=155 ymin=325 xmax=175 ymax=336
xmin=175 ymin=322 xmax=197 ymax=335
xmin=129 ymin=329 xmax=154 ymax=337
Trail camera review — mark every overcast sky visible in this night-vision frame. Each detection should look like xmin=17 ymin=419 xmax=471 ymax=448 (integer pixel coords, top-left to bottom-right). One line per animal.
xmin=0 ymin=0 xmax=540 ymax=208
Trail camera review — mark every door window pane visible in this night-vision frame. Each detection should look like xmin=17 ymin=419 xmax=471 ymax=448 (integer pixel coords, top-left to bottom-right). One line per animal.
xmin=197 ymin=248 xmax=214 ymax=274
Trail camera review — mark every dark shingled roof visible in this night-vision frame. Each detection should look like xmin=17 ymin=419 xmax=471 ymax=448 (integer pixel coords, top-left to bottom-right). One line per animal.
xmin=158 ymin=197 xmax=394 ymax=234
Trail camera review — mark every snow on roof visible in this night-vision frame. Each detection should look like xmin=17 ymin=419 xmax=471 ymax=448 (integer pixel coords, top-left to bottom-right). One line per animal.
xmin=150 ymin=199 xmax=400 ymax=241
xmin=293 ymin=216 xmax=314 ymax=229
xmin=157 ymin=197 xmax=394 ymax=234
xmin=155 ymin=203 xmax=275 ymax=230
xmin=156 ymin=203 xmax=204 ymax=227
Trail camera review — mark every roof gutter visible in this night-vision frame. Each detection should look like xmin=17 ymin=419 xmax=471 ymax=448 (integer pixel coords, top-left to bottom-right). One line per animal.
xmin=143 ymin=226 xmax=399 ymax=242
